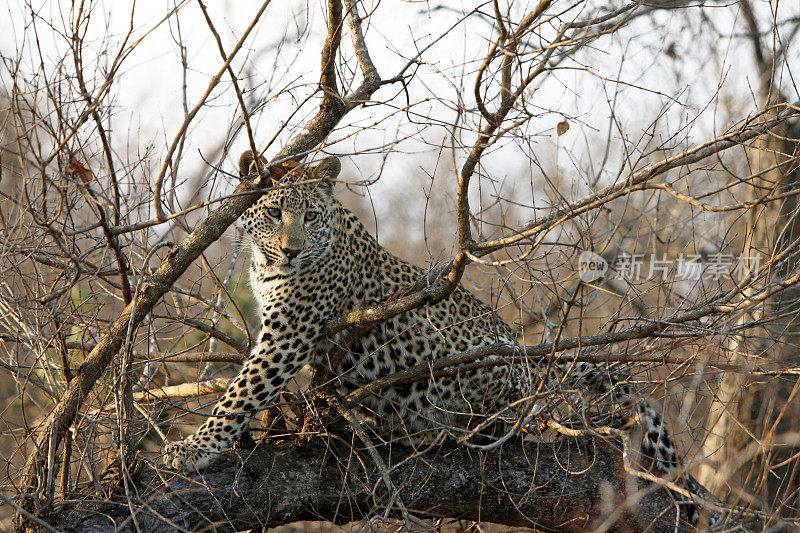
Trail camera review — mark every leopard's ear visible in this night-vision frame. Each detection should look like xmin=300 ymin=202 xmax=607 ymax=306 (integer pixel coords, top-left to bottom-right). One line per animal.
xmin=238 ymin=150 xmax=269 ymax=180
xmin=311 ymin=157 xmax=341 ymax=195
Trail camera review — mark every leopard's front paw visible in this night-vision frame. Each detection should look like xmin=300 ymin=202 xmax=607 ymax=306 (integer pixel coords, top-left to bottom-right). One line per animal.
xmin=162 ymin=438 xmax=220 ymax=471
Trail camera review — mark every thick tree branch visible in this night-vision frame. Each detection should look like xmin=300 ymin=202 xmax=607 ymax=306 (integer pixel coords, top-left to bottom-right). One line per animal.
xmin=45 ymin=438 xmax=697 ymax=533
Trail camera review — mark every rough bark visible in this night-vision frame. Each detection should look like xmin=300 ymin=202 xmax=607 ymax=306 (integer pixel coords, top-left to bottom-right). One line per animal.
xmin=45 ymin=437 xmax=694 ymax=533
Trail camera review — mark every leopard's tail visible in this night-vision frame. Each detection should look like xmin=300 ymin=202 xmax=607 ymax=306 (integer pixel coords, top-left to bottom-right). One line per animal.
xmin=573 ymin=363 xmax=719 ymax=528
xmin=635 ymin=401 xmax=679 ymax=474
xmin=557 ymin=362 xmax=722 ymax=528
xmin=635 ymin=400 xmax=721 ymax=528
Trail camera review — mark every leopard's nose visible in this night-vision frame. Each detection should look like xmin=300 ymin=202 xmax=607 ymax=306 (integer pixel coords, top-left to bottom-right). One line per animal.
xmin=281 ymin=247 xmax=301 ymax=262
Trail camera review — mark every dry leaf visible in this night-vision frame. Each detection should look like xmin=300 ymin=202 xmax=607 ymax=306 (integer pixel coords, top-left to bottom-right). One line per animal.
xmin=556 ymin=120 xmax=569 ymax=136
xmin=270 ymin=159 xmax=301 ymax=182
xmin=65 ymin=158 xmax=93 ymax=183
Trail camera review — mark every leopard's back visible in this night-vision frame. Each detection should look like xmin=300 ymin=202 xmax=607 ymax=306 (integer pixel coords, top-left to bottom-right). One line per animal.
xmin=331 ymin=209 xmax=523 ymax=438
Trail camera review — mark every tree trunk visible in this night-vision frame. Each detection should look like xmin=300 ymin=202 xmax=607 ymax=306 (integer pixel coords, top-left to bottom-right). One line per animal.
xmin=38 ymin=437 xmax=698 ymax=533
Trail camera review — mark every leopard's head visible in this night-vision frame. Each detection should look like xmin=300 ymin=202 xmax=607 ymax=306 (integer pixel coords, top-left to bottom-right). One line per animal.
xmin=240 ymin=152 xmax=342 ymax=275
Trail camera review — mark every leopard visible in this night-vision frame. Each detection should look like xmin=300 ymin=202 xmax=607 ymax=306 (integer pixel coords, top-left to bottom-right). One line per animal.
xmin=163 ymin=151 xmax=712 ymax=525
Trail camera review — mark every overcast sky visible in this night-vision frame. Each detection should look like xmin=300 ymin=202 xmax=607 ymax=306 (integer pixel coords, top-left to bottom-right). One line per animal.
xmin=2 ymin=0 xmax=798 ymax=244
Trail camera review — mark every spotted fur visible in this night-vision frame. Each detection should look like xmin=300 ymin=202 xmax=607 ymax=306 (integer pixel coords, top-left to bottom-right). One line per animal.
xmin=162 ymin=153 xmax=709 ymax=525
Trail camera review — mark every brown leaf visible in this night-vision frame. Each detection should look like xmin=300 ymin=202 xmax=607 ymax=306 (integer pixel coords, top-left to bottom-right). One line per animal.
xmin=271 ymin=159 xmax=301 ymax=182
xmin=65 ymin=158 xmax=93 ymax=183
xmin=556 ymin=120 xmax=569 ymax=136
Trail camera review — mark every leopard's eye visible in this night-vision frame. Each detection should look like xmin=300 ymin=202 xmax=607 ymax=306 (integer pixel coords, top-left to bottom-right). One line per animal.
xmin=305 ymin=211 xmax=319 ymax=223
xmin=267 ymin=207 xmax=281 ymax=219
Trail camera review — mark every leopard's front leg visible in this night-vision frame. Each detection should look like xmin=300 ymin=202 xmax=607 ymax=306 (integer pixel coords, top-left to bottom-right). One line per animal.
xmin=163 ymin=316 xmax=322 ymax=471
